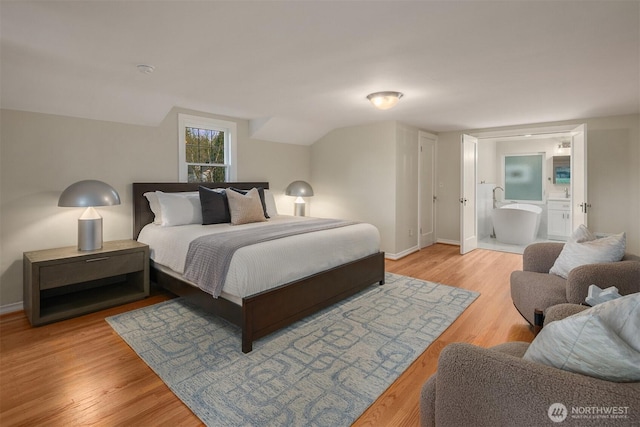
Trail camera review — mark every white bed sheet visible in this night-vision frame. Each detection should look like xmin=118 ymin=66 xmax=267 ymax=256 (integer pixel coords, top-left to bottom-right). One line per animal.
xmin=137 ymin=215 xmax=380 ymax=300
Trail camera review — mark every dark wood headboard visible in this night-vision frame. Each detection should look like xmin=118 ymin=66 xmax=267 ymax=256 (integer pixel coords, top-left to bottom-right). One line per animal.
xmin=132 ymin=182 xmax=270 ymax=239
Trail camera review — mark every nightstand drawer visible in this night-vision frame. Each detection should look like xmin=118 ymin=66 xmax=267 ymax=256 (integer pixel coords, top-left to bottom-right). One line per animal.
xmin=40 ymin=251 xmax=145 ymax=290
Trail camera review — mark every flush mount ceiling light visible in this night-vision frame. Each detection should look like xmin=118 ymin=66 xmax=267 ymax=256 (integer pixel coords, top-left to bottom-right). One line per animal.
xmin=136 ymin=64 xmax=155 ymax=74
xmin=366 ymin=91 xmax=403 ymax=110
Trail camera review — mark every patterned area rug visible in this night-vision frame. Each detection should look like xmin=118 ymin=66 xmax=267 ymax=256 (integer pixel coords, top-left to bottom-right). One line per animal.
xmin=106 ymin=273 xmax=479 ymax=426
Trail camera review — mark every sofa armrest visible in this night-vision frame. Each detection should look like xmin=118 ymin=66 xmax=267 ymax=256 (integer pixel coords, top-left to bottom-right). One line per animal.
xmin=566 ymin=260 xmax=640 ymax=304
xmin=425 ymin=343 xmax=640 ymax=427
xmin=543 ymin=303 xmax=589 ymax=325
xmin=522 ymin=242 xmax=565 ymax=273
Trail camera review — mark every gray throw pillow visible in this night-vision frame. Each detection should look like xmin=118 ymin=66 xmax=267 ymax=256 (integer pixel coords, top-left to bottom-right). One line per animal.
xmin=523 ymin=294 xmax=640 ymax=382
xmin=549 ymin=232 xmax=626 ymax=279
xmin=199 ymin=186 xmax=230 ymax=225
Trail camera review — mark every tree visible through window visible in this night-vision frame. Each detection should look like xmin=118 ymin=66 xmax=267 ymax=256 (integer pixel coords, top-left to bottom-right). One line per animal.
xmin=178 ymin=114 xmax=237 ymax=183
xmin=185 ymin=127 xmax=226 ymax=182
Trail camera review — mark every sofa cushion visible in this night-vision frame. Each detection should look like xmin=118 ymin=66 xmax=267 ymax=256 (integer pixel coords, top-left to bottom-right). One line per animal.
xmin=549 ymin=232 xmax=626 ymax=279
xmin=523 ymin=293 xmax=640 ymax=382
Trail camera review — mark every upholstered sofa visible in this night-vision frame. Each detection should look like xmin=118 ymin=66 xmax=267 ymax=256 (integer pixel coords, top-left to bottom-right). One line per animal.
xmin=510 ymin=242 xmax=640 ymax=325
xmin=420 ymin=304 xmax=640 ymax=426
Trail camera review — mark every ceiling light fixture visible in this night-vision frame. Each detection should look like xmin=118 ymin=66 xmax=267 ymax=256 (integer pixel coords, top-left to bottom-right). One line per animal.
xmin=137 ymin=64 xmax=155 ymax=74
xmin=366 ymin=91 xmax=403 ymax=110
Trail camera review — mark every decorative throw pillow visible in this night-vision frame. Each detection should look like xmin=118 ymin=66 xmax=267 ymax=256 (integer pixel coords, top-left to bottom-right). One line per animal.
xmin=570 ymin=224 xmax=596 ymax=243
xmin=523 ymin=294 xmax=640 ymax=382
xmin=199 ymin=186 xmax=231 ymax=225
xmin=155 ymin=191 xmax=202 ymax=226
xmin=229 ymin=187 xmax=270 ymax=218
xmin=549 ymin=232 xmax=626 ymax=279
xmin=226 ymin=187 xmax=268 ymax=225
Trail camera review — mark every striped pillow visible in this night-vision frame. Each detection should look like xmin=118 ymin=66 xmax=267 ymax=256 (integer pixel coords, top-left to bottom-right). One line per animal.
xmin=226 ymin=187 xmax=268 ymax=225
xmin=549 ymin=232 xmax=626 ymax=279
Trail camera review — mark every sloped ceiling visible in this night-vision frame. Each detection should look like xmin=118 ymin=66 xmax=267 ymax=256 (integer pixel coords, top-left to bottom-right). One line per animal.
xmin=1 ymin=1 xmax=638 ymax=145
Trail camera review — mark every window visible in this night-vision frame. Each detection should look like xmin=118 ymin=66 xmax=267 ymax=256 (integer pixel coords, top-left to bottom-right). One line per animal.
xmin=504 ymin=153 xmax=543 ymax=202
xmin=178 ymin=114 xmax=237 ymax=183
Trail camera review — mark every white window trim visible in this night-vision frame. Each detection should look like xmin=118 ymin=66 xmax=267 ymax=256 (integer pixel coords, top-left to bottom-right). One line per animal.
xmin=178 ymin=114 xmax=237 ymax=182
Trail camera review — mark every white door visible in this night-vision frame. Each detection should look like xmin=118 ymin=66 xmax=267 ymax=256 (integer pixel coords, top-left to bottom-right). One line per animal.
xmin=460 ymin=134 xmax=478 ymax=254
xmin=419 ymin=132 xmax=436 ymax=248
xmin=571 ymin=124 xmax=588 ymax=230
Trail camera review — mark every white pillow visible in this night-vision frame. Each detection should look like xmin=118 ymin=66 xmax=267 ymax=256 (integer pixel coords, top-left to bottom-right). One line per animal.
xmin=549 ymin=232 xmax=626 ymax=279
xmin=155 ymin=191 xmax=202 ymax=226
xmin=570 ymin=223 xmax=596 ymax=243
xmin=143 ymin=192 xmax=163 ymax=225
xmin=264 ymin=189 xmax=278 ymax=217
xmin=523 ymin=294 xmax=640 ymax=382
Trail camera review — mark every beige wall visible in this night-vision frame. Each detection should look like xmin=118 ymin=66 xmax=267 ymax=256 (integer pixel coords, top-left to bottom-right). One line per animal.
xmin=0 ymin=108 xmax=311 ymax=307
xmin=2 ymin=110 xmax=637 ymax=308
xmin=310 ymin=121 xmax=422 ymax=258
xmin=436 ymin=114 xmax=640 ymax=254
xmin=310 ymin=121 xmax=397 ymax=253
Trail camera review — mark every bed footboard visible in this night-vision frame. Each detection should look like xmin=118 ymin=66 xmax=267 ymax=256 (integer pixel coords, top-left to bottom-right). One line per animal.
xmin=241 ymin=251 xmax=385 ymax=353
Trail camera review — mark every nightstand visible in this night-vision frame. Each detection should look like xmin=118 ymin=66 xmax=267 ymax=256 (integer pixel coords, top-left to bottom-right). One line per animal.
xmin=23 ymin=240 xmax=149 ymax=326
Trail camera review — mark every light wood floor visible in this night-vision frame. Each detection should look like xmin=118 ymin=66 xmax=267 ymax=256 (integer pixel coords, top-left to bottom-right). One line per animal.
xmin=0 ymin=244 xmax=534 ymax=426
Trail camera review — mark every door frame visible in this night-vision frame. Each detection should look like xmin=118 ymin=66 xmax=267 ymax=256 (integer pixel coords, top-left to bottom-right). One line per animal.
xmin=418 ymin=131 xmax=437 ymax=249
xmin=464 ymin=123 xmax=588 ymax=253
xmin=460 ymin=134 xmax=478 ymax=254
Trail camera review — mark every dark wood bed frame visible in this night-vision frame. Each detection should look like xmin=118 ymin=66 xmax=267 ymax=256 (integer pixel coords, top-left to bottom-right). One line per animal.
xmin=132 ymin=182 xmax=385 ymax=353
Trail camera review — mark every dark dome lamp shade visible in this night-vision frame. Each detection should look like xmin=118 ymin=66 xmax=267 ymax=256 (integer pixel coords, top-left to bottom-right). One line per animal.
xmin=58 ymin=180 xmax=121 ymax=251
xmin=285 ymin=180 xmax=314 ymax=216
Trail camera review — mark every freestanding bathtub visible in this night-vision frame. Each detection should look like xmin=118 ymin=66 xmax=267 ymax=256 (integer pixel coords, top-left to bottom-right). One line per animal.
xmin=491 ymin=203 xmax=542 ymax=245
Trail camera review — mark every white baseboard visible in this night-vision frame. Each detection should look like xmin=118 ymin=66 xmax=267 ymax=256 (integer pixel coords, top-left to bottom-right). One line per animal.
xmin=0 ymin=301 xmax=24 ymax=315
xmin=436 ymin=238 xmax=460 ymax=246
xmin=384 ymin=246 xmax=420 ymax=260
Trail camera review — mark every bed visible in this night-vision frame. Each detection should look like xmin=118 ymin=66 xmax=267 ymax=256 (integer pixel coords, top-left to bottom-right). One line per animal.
xmin=132 ymin=182 xmax=385 ymax=353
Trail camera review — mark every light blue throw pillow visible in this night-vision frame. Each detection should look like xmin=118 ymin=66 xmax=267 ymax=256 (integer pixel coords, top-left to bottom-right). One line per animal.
xmin=523 ymin=294 xmax=640 ymax=382
xmin=549 ymin=231 xmax=626 ymax=279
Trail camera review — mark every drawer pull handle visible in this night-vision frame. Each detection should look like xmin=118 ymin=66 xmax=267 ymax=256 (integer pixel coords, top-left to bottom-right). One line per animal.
xmin=86 ymin=257 xmax=110 ymax=263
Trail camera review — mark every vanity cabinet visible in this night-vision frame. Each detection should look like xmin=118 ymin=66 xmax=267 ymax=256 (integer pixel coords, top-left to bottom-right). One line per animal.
xmin=547 ymin=200 xmax=571 ymax=240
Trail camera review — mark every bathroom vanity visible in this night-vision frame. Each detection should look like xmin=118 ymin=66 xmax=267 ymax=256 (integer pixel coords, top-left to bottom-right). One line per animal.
xmin=547 ymin=199 xmax=571 ymax=240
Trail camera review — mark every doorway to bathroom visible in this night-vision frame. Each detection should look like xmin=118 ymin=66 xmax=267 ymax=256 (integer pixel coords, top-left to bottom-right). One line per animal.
xmin=460 ymin=124 xmax=588 ymax=255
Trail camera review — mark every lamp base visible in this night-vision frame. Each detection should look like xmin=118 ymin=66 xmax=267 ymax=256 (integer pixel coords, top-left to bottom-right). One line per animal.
xmin=78 ymin=209 xmax=103 ymax=251
xmin=294 ymin=202 xmax=306 ymax=217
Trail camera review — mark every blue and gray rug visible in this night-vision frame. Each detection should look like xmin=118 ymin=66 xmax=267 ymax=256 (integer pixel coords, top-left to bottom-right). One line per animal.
xmin=106 ymin=272 xmax=479 ymax=426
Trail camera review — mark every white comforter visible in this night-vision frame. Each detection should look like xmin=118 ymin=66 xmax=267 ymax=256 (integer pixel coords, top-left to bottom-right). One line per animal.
xmin=137 ymin=215 xmax=380 ymax=300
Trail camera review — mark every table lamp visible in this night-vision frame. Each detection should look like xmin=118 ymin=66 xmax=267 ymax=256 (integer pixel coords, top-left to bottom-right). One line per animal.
xmin=285 ymin=180 xmax=314 ymax=216
xmin=58 ymin=180 xmax=121 ymax=251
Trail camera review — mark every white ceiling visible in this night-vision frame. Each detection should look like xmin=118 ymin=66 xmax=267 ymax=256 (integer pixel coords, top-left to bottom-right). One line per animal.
xmin=1 ymin=1 xmax=638 ymax=145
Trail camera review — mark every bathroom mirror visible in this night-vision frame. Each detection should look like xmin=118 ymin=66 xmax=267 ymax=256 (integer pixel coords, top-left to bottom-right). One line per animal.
xmin=553 ymin=155 xmax=570 ymax=184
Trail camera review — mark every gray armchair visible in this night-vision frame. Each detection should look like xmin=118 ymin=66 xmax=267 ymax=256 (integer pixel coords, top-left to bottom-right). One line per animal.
xmin=510 ymin=242 xmax=640 ymax=325
xmin=420 ymin=306 xmax=640 ymax=426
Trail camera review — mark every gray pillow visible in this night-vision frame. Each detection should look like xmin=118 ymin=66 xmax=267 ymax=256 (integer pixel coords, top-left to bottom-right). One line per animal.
xmin=549 ymin=232 xmax=626 ymax=279
xmin=523 ymin=294 xmax=640 ymax=382
xmin=199 ymin=186 xmax=230 ymax=225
